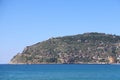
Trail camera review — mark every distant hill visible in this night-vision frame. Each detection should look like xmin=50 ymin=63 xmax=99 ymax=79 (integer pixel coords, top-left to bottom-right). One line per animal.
xmin=9 ymin=32 xmax=120 ymax=64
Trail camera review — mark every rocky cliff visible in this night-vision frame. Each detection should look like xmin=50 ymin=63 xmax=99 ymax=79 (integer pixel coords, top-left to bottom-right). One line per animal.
xmin=10 ymin=32 xmax=120 ymax=64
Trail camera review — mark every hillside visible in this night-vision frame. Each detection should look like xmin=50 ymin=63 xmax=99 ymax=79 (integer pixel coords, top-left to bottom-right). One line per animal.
xmin=10 ymin=32 xmax=120 ymax=64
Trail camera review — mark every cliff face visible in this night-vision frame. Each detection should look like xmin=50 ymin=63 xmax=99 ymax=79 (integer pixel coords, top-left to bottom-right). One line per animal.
xmin=10 ymin=32 xmax=120 ymax=64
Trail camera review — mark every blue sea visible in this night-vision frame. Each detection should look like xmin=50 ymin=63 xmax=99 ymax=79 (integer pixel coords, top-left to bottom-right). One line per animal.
xmin=0 ymin=64 xmax=120 ymax=80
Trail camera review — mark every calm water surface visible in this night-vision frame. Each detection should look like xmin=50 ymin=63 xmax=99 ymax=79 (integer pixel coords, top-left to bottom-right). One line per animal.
xmin=0 ymin=64 xmax=120 ymax=80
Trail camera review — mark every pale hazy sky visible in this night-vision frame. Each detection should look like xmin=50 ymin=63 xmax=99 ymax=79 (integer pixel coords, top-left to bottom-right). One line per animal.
xmin=0 ymin=0 xmax=120 ymax=64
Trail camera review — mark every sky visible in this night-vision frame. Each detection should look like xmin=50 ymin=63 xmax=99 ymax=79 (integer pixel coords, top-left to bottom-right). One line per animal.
xmin=0 ymin=0 xmax=120 ymax=64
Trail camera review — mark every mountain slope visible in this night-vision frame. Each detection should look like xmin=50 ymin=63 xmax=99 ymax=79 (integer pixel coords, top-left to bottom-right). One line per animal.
xmin=10 ymin=32 xmax=120 ymax=64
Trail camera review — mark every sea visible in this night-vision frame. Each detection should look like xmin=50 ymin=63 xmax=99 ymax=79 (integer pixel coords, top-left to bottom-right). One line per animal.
xmin=0 ymin=64 xmax=120 ymax=80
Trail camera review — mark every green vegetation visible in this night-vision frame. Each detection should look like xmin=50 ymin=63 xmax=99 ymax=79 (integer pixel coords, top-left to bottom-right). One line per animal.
xmin=10 ymin=32 xmax=120 ymax=64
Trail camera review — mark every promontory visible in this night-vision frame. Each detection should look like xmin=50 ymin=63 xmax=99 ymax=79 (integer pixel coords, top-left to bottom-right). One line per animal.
xmin=10 ymin=32 xmax=120 ymax=64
